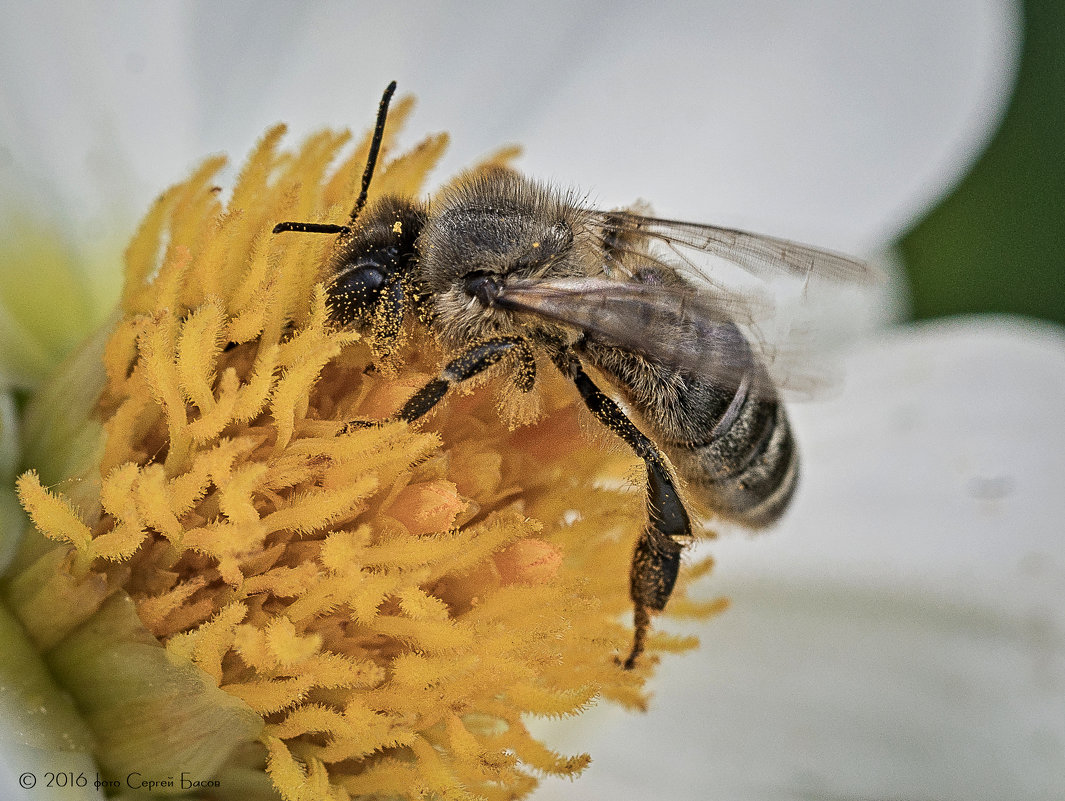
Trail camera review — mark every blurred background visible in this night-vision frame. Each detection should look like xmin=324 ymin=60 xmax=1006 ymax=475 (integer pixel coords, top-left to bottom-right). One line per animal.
xmin=902 ymin=0 xmax=1064 ymax=326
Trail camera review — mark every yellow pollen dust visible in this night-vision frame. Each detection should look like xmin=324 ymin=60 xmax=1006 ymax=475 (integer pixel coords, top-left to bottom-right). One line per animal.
xmin=13 ymin=105 xmax=722 ymax=801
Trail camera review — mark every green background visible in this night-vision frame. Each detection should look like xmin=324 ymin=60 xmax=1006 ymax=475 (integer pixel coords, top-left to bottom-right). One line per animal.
xmin=901 ymin=0 xmax=1065 ymax=325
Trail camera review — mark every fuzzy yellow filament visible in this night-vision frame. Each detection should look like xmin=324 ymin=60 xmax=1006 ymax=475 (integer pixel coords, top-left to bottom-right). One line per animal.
xmin=9 ymin=102 xmax=723 ymax=800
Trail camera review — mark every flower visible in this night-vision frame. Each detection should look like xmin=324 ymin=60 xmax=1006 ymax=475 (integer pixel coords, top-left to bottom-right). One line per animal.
xmin=6 ymin=112 xmax=726 ymax=800
xmin=4 ymin=4 xmax=1057 ymax=801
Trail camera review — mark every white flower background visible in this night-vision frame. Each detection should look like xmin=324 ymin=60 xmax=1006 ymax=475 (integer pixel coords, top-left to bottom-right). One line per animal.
xmin=2 ymin=1 xmax=1063 ymax=800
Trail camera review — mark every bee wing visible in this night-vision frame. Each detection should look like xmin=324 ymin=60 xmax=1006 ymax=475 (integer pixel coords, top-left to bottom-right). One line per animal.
xmin=593 ymin=210 xmax=875 ymax=285
xmin=497 ymin=277 xmax=798 ymax=396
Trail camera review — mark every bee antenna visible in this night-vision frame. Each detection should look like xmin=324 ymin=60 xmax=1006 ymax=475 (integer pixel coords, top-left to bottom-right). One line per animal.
xmin=349 ymin=80 xmax=398 ymax=225
xmin=271 ymin=81 xmax=397 ymax=238
xmin=272 ymin=221 xmax=351 ymax=235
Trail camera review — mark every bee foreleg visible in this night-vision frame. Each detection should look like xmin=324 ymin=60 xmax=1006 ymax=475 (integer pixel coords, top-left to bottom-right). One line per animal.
xmin=552 ymin=350 xmax=691 ymax=669
xmin=395 ymin=336 xmax=536 ymax=422
xmin=369 ymin=278 xmax=406 ymax=362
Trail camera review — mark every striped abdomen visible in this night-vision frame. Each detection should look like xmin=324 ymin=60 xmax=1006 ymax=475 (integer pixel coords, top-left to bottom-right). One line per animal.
xmin=580 ymin=329 xmax=798 ymax=528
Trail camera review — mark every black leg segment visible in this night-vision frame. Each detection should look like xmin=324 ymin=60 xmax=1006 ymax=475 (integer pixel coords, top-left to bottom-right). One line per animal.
xmin=553 ymin=349 xmax=691 ymax=669
xmin=394 ymin=336 xmax=536 ymax=422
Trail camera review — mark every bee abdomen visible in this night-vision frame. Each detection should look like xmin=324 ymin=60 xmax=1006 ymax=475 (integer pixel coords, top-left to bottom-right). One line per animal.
xmin=665 ymin=397 xmax=798 ymax=528
xmin=581 ymin=339 xmax=798 ymax=529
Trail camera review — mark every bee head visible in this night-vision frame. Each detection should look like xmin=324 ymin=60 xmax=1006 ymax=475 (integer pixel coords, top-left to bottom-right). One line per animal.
xmin=325 ymin=196 xmax=426 ymax=329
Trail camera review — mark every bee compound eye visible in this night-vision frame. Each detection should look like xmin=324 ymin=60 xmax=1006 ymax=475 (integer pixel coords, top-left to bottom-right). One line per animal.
xmin=328 ymin=261 xmax=389 ymax=323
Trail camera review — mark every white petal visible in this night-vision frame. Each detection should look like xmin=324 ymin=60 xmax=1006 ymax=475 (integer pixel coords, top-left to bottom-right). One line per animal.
xmin=531 ymin=317 xmax=1065 ymax=800
xmin=198 ymin=0 xmax=1020 ymax=248
xmin=512 ymin=1 xmax=1021 ymax=249
xmin=0 ymin=4 xmax=199 ymax=243
xmin=769 ymin=316 xmax=1065 ymax=603
xmin=0 ymin=1 xmax=1018 ymax=258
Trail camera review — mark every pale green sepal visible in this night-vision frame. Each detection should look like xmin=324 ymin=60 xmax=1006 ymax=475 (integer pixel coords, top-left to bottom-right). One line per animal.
xmin=46 ymin=593 xmax=264 ymax=797
xmin=0 ymin=225 xmax=100 ymax=392
xmin=0 ymin=388 xmax=27 ymax=574
xmin=0 ymin=486 xmax=25 ymax=578
xmin=20 ymin=309 xmax=117 ymax=507
xmin=0 ymin=599 xmax=103 ymax=801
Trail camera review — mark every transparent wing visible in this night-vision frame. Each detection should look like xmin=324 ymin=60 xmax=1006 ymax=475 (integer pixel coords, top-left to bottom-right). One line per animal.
xmin=496 ymin=277 xmax=824 ymax=397
xmin=592 ymin=210 xmax=875 ymax=285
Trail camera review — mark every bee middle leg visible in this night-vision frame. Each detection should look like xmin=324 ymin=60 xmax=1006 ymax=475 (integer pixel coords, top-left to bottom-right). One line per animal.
xmin=552 ymin=349 xmax=691 ymax=669
xmin=392 ymin=336 xmax=536 ymax=422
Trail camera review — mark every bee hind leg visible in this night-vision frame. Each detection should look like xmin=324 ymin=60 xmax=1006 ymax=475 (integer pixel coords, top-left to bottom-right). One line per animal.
xmin=625 ymin=459 xmax=688 ymax=668
xmin=551 ymin=350 xmax=691 ymax=669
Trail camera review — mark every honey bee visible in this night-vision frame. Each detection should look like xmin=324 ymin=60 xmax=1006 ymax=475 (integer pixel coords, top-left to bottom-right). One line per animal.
xmin=274 ymin=82 xmax=871 ymax=668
